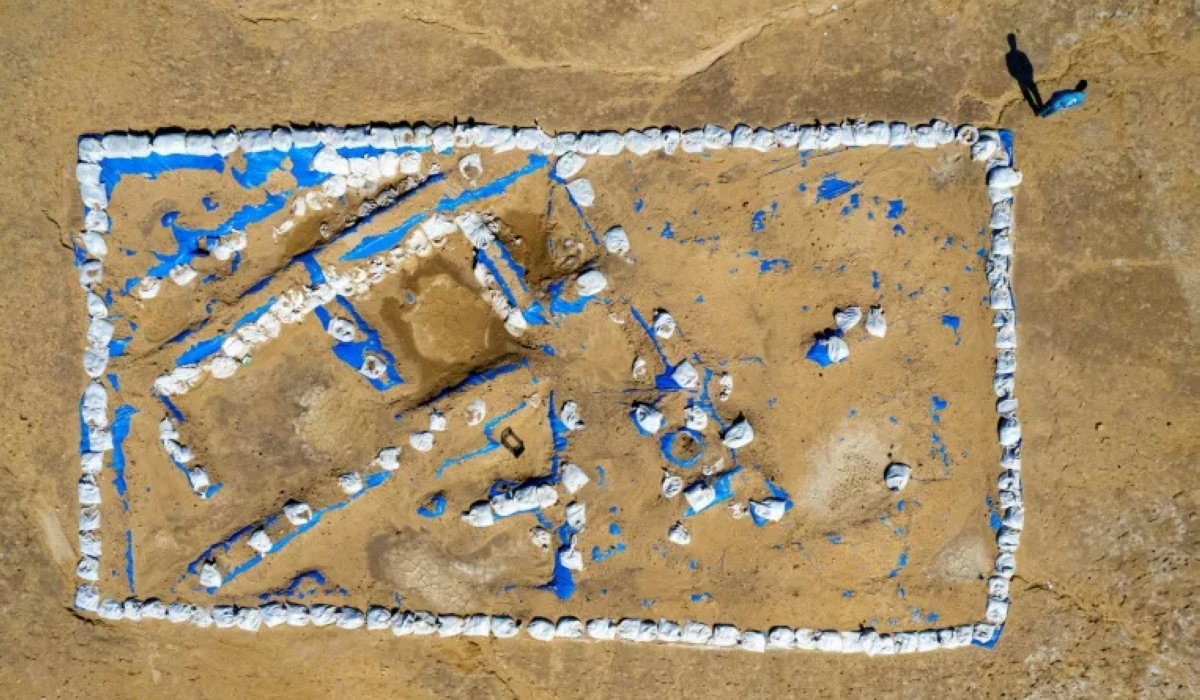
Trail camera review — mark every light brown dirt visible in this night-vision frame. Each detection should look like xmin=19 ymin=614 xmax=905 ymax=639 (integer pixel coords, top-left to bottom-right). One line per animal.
xmin=0 ymin=1 xmax=1197 ymax=699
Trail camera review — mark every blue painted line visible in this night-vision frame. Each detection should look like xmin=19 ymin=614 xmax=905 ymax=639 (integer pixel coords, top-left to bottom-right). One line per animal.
xmin=338 ymin=173 xmax=447 ymax=261
xmin=436 ymin=401 xmax=528 ymax=477
xmin=147 ymin=192 xmax=288 ymax=279
xmin=99 ymin=153 xmax=224 ymax=199
xmin=628 ymin=306 xmax=669 ymax=366
xmin=417 ymin=493 xmax=447 ymax=518
xmin=429 ymin=358 xmax=530 ymax=404
xmin=312 ymin=297 xmax=404 ymax=390
xmin=192 ymin=472 xmax=392 ymax=590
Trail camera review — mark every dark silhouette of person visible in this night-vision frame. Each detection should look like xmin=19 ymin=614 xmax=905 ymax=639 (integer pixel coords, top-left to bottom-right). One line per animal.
xmin=1005 ymin=34 xmax=1042 ymax=115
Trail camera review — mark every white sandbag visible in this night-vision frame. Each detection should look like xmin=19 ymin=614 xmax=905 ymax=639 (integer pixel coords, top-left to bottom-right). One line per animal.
xmin=184 ymin=468 xmax=208 ymax=494
xmin=335 ymin=607 xmax=365 ymax=630
xmin=565 ymin=179 xmax=595 ymax=207
xmin=576 ymin=270 xmax=607 ymax=296
xmin=623 ymin=130 xmax=652 ymax=155
xmin=300 ymin=604 xmax=332 ymax=627
xmin=152 ymin=132 xmax=188 ymax=156
xmin=247 ymin=603 xmax=282 ymax=629
xmin=247 ymin=529 xmax=272 ymax=554
xmin=409 ymin=431 xmax=434 ymax=452
xmin=98 ymin=599 xmax=124 ymax=621
xmin=991 ymin=200 xmax=1013 ymax=229
xmin=564 ymin=503 xmax=587 ymax=532
xmin=603 ymin=226 xmax=630 ymax=255
xmin=456 ymin=212 xmax=495 ymax=249
xmin=283 ymin=500 xmax=312 ymax=526
xmin=79 ymin=507 xmax=101 ymax=531
xmin=596 ymin=131 xmax=623 ymax=156
xmin=373 ymin=446 xmax=401 ymax=472
xmin=1003 ymin=505 xmax=1024 ymax=530
xmin=208 ymin=355 xmax=239 ymax=380
xmin=667 ymin=521 xmax=691 ymax=545
xmin=988 ymin=167 xmax=1023 ymax=189
xmin=169 ymin=264 xmax=198 ymax=286
xmin=76 ymin=556 xmax=99 ymax=581
xmin=587 ymin=618 xmax=617 ymax=640
xmin=680 ymin=129 xmax=705 ymax=153
xmin=797 ymin=126 xmax=819 ymax=151
xmin=199 ymin=561 xmax=222 ymax=588
xmin=283 ymin=605 xmax=310 ymax=627
xmin=682 ymin=405 xmax=708 ymax=431
xmin=428 ymin=410 xmax=448 ymax=432
xmin=79 ymin=531 xmax=101 ymax=558
xmin=560 ymin=400 xmax=584 ymax=431
xmin=236 ymin=607 xmax=263 ymax=632
xmin=990 ymin=282 xmax=1014 ymax=310
xmin=671 ymin=361 xmax=700 ymax=389
xmin=78 ymin=476 xmax=101 ymax=505
xmin=462 ymin=501 xmax=495 ymax=528
xmin=722 ymin=417 xmax=754 ymax=449
xmin=997 ymin=526 xmax=1021 ymax=552
xmin=998 ymin=416 xmax=1022 ymax=446
xmin=995 ymin=551 xmax=1017 ymax=578
xmin=529 ymin=526 xmax=552 ymax=551
xmin=816 ymin=124 xmax=842 ymax=149
xmin=884 ymin=462 xmax=911 ymax=492
xmin=632 ymin=403 xmax=665 ymax=435
xmin=121 ymin=599 xmax=144 ymax=622
xmin=766 ymin=626 xmax=795 ymax=649
xmin=661 ymin=472 xmax=683 ymax=499
xmin=79 ymin=260 xmax=103 ymax=287
xmin=993 ymin=231 xmax=1013 ymax=256
xmin=999 ymin=489 xmax=1022 ymax=509
xmin=491 ymin=483 xmax=557 ymax=517
xmin=988 ymin=576 xmax=1010 ymax=599
xmin=749 ymin=128 xmax=776 ymax=152
xmin=652 ymin=311 xmax=676 ymax=339
xmin=80 ymin=232 xmax=108 ymax=260
xmin=862 ymin=305 xmax=887 ymax=338
xmin=631 ymin=356 xmax=648 ymax=381
xmin=83 ymin=347 xmax=108 ymax=379
xmin=85 ymin=208 xmax=110 ymax=233
xmin=527 ymin=617 xmax=556 ymax=641
xmin=986 ymin=597 xmax=1010 ymax=624
xmin=773 ymin=124 xmax=800 ymax=148
xmin=561 ymin=462 xmax=590 ymax=494
xmin=555 ymin=152 xmax=586 ymax=180
xmin=78 ymin=137 xmax=104 ymax=163
xmin=461 ymin=398 xmax=487 ymax=426
xmin=997 ymin=397 xmax=1018 ymax=415
xmin=79 ymin=181 xmax=108 ymax=210
xmin=682 ymin=621 xmax=713 ymax=644
xmin=661 ymin=129 xmax=682 ymax=154
xmin=365 ymin=606 xmax=393 ymax=630
xmin=240 ymin=129 xmax=272 ymax=153
xmin=657 ymin=619 xmax=683 ymax=642
xmin=337 ymin=471 xmax=365 ymax=496
xmin=486 ymin=615 xmax=517 ymax=638
xmin=167 ymin=602 xmax=195 ymax=623
xmin=730 ymin=125 xmax=753 ymax=149
xmin=135 ymin=277 xmax=161 ymax=299
xmin=684 ymin=481 xmax=715 ymax=512
xmin=823 ymin=335 xmax=850 ymax=364
xmin=710 ymin=624 xmax=740 ymax=647
xmin=460 ymin=614 xmax=490 ymax=637
xmin=834 ymin=306 xmax=862 ymax=331
xmin=749 ymin=498 xmax=786 ymax=522
xmin=912 ymin=125 xmax=938 ymax=149
xmin=740 ymin=630 xmax=767 ymax=652
xmin=555 ymin=617 xmax=585 ymax=639
xmin=615 ymin=618 xmax=641 ymax=641
xmin=80 ymin=451 xmax=104 ymax=475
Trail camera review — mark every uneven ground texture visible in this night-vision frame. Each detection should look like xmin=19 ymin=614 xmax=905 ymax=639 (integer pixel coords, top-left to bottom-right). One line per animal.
xmin=0 ymin=1 xmax=1197 ymax=698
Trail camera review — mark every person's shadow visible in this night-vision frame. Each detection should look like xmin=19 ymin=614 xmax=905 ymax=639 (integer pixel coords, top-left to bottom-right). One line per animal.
xmin=1005 ymin=34 xmax=1042 ymax=115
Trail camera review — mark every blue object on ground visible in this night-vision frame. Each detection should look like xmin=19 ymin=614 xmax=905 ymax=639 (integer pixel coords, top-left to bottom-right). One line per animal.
xmin=1039 ymin=87 xmax=1086 ymax=117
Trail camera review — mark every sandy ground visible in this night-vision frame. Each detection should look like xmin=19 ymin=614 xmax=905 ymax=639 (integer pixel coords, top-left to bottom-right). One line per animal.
xmin=0 ymin=1 xmax=1196 ymax=698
